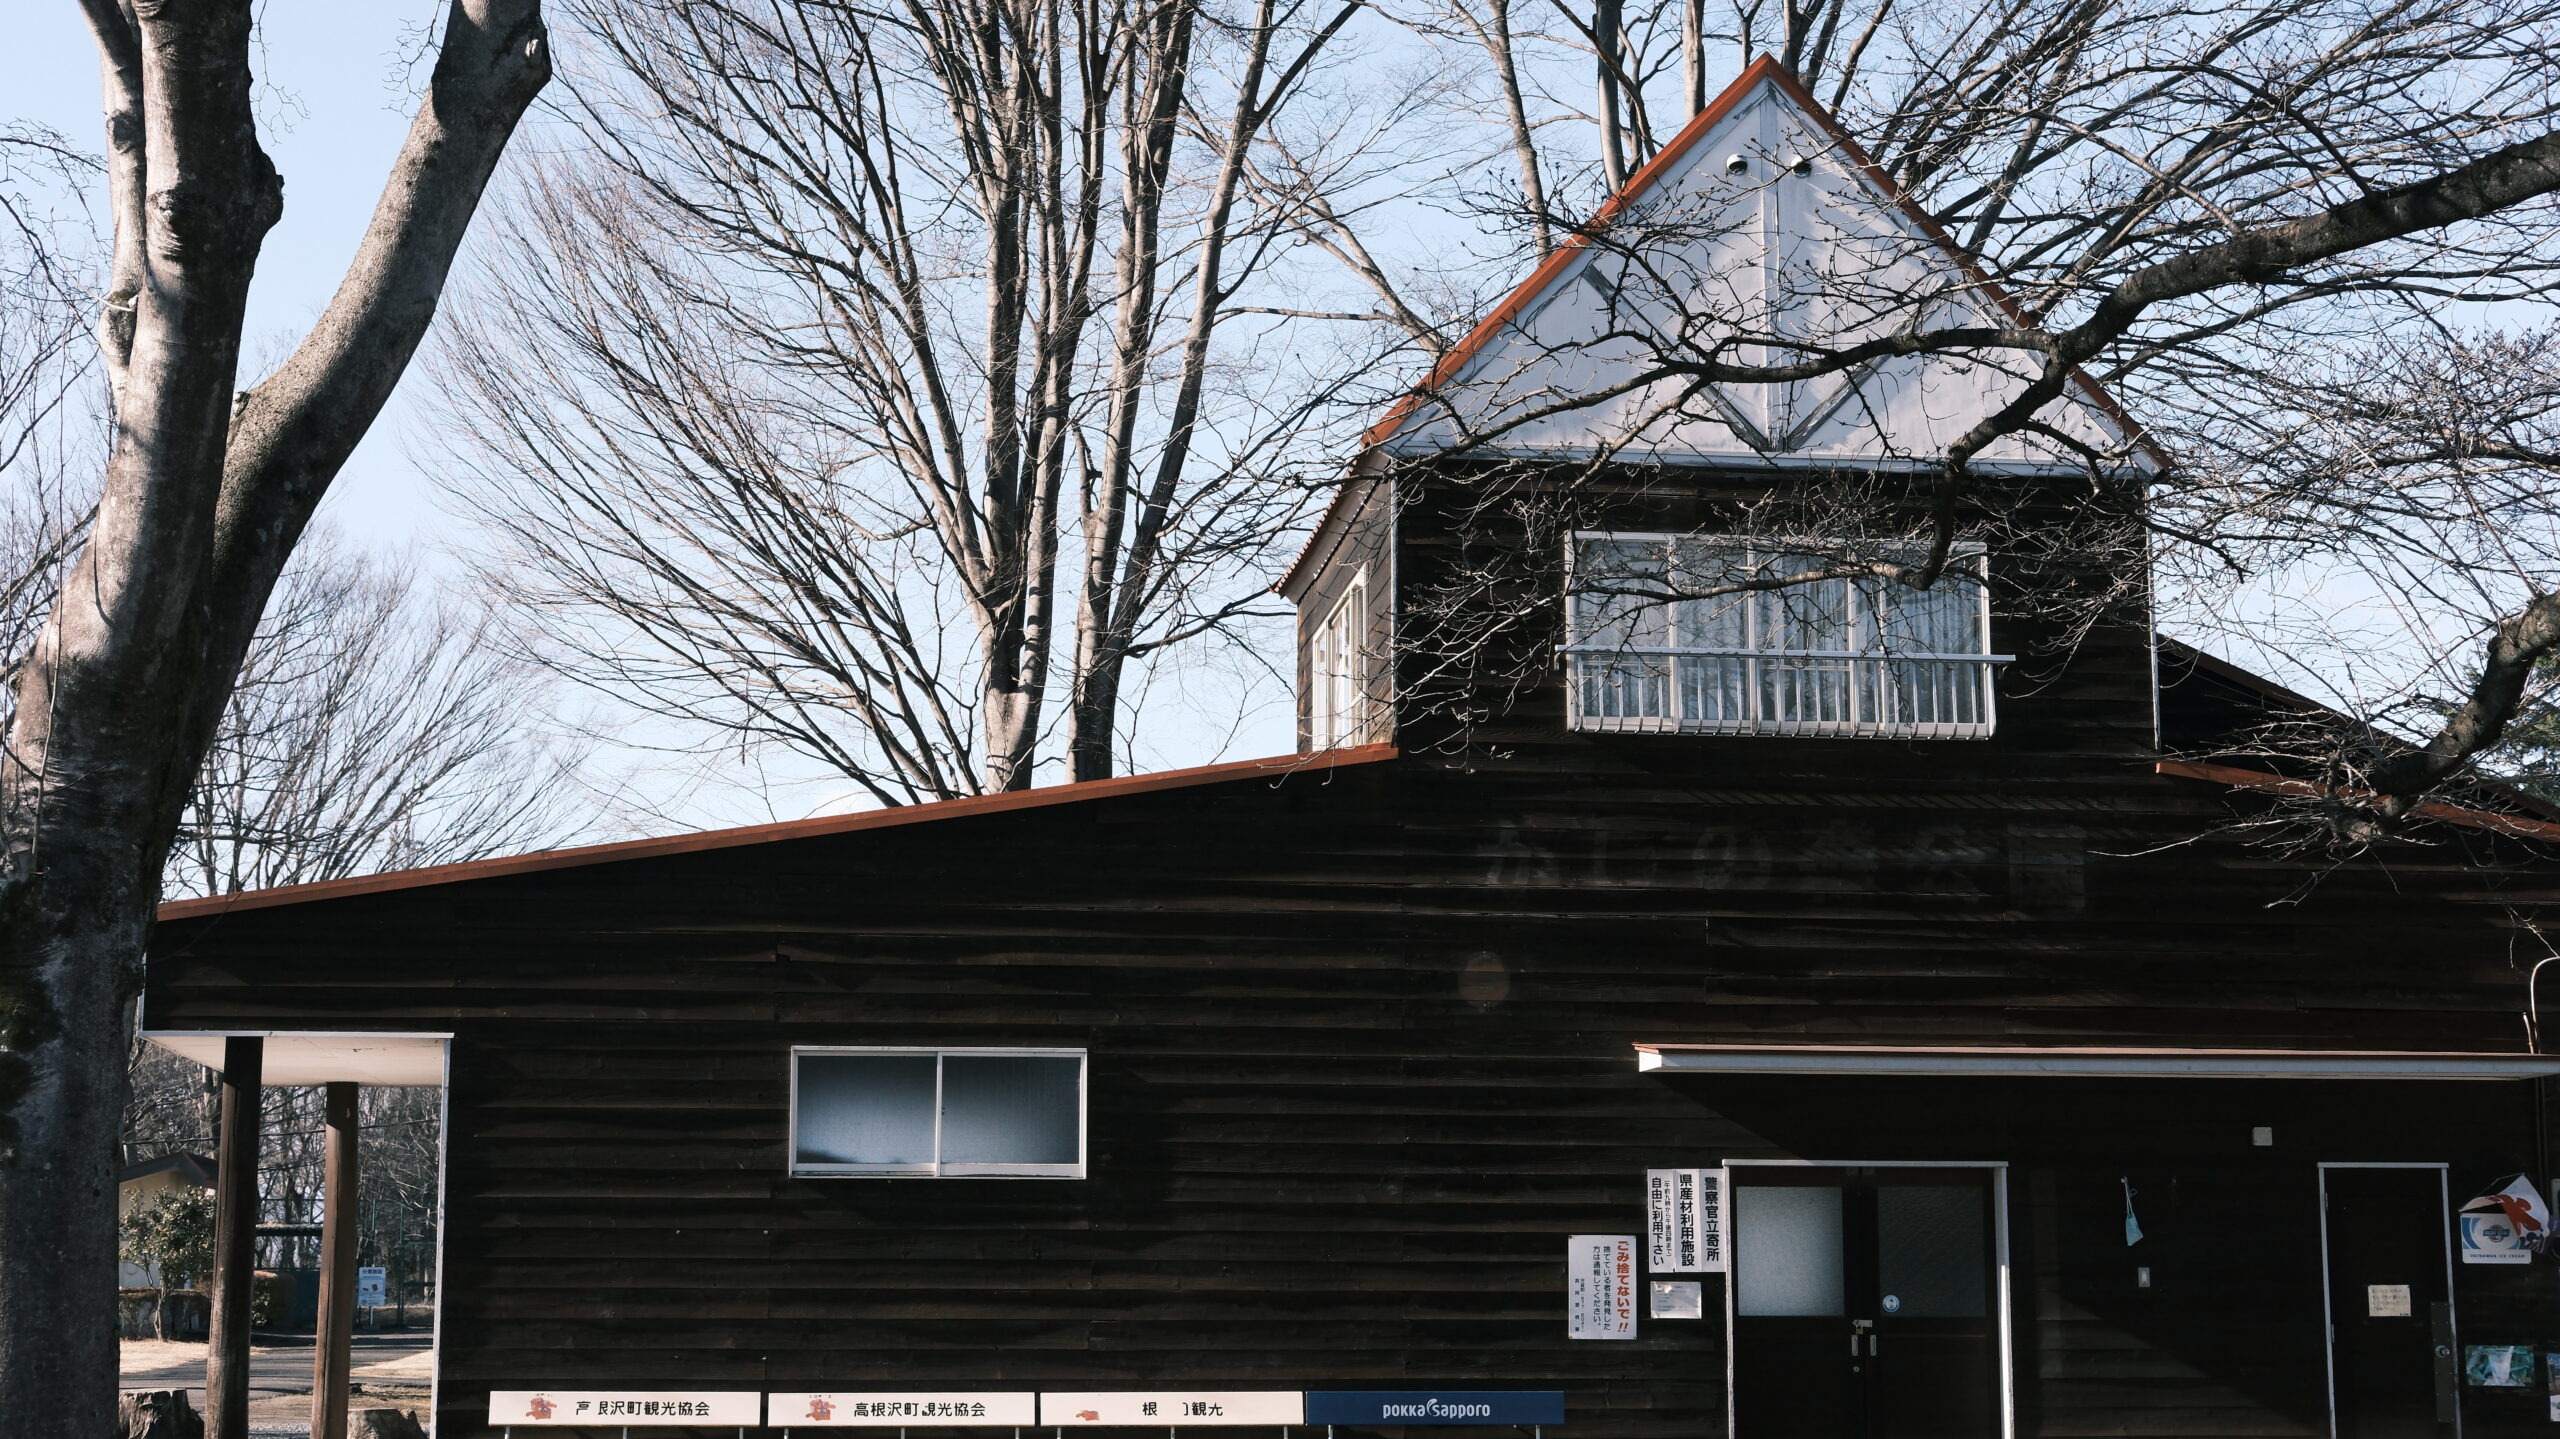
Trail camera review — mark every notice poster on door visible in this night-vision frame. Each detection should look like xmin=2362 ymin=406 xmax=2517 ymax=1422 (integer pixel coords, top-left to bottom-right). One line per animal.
xmin=1645 ymin=1168 xmax=1727 ymax=1274
xmin=1567 ymin=1235 xmax=1638 ymax=1340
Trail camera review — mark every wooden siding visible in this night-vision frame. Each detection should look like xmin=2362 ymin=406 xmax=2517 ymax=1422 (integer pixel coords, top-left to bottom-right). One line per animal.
xmin=148 ymin=749 xmax=2560 ymax=1439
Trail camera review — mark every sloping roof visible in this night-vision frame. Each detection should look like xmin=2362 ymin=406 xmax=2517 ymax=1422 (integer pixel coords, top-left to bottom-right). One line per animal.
xmin=155 ymin=743 xmax=1399 ymax=923
xmin=1373 ymin=58 xmax=2140 ymax=468
xmin=1283 ymin=58 xmax=2153 ymax=597
xmin=119 ymin=1152 xmax=216 ymax=1189
xmin=2154 ymin=635 xmax=2560 ymax=840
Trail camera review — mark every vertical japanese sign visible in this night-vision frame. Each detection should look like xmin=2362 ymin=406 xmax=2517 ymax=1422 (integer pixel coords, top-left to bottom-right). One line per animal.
xmin=1567 ymin=1234 xmax=1638 ymax=1340
xmin=1645 ymin=1168 xmax=1727 ymax=1274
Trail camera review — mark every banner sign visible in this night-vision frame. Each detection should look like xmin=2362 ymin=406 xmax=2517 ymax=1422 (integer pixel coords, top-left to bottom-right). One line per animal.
xmin=1567 ymin=1234 xmax=1638 ymax=1340
xmin=1041 ymin=1393 xmax=1305 ymax=1426
xmin=1644 ymin=1168 xmax=1725 ymax=1273
xmin=1303 ymin=1392 xmax=1565 ymax=1426
xmin=489 ymin=1392 xmax=761 ymax=1426
xmin=2460 ymin=1175 xmax=2549 ymax=1264
xmin=2462 ymin=1212 xmax=2533 ymax=1265
xmin=770 ymin=1393 xmax=1038 ymax=1426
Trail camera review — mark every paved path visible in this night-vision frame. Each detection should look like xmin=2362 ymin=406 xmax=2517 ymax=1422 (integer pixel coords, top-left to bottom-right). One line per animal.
xmin=120 ymin=1332 xmax=433 ymax=1394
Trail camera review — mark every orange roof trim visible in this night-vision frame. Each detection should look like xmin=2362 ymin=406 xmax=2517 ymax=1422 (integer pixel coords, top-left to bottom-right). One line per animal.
xmin=1282 ymin=59 xmax=2165 ymax=598
xmin=157 ymin=743 xmax=1400 ymax=923
xmin=2155 ymin=759 xmax=2560 ymax=843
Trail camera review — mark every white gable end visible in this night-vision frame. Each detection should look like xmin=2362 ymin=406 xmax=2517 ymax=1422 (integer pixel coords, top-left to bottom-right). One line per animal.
xmin=1379 ymin=70 xmax=2140 ymax=472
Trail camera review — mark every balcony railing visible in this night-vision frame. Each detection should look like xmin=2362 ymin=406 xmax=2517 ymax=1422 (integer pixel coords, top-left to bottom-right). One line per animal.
xmin=1565 ymin=647 xmax=2009 ymax=739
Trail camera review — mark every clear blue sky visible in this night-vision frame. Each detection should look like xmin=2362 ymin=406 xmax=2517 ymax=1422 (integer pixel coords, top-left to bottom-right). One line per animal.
xmin=5 ymin=2 xmax=469 ymax=557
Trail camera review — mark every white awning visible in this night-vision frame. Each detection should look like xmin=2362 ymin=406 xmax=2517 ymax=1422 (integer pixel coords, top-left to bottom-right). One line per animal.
xmin=1635 ymin=1043 xmax=2560 ymax=1081
xmin=144 ymin=1031 xmax=449 ymax=1087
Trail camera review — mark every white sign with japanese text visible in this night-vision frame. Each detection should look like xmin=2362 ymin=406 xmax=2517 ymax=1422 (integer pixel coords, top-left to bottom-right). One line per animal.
xmin=769 ymin=1393 xmax=1037 ymax=1426
xmin=1645 ymin=1168 xmax=1726 ymax=1273
xmin=356 ymin=1267 xmax=387 ymax=1307
xmin=1041 ymin=1393 xmax=1305 ymax=1426
xmin=1567 ymin=1234 xmax=1638 ymax=1340
xmin=489 ymin=1392 xmax=761 ymax=1426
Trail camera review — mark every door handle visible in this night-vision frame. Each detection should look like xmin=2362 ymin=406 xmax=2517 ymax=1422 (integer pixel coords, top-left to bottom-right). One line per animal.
xmin=2430 ymin=1301 xmax=2458 ymax=1424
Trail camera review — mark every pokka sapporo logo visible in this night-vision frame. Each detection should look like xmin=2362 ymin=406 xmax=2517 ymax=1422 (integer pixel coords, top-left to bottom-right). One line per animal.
xmin=525 ymin=1396 xmax=557 ymax=1421
xmin=807 ymin=1398 xmax=837 ymax=1421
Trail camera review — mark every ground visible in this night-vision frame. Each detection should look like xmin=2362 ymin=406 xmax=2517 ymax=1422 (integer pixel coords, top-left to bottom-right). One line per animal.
xmin=120 ymin=1334 xmax=434 ymax=1438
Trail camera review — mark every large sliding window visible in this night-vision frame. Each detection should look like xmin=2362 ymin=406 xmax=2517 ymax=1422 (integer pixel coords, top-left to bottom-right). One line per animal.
xmin=1565 ymin=534 xmax=2005 ymax=739
xmin=790 ymin=1048 xmax=1086 ymax=1178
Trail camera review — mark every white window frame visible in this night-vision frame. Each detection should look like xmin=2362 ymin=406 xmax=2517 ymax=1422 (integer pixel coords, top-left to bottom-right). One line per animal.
xmin=1563 ymin=531 xmax=2010 ymax=740
xmin=787 ymin=1046 xmax=1088 ymax=1179
xmin=1310 ymin=568 xmax=1370 ymax=749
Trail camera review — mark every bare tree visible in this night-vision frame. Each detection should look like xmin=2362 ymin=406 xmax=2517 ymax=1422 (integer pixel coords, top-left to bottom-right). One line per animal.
xmin=432 ymin=0 xmax=1400 ymax=802
xmin=165 ymin=534 xmax=579 ymax=898
xmin=0 ymin=127 xmax=101 ymax=686
xmin=0 ymin=3 xmax=550 ymax=1427
xmin=1323 ymin=0 xmax=2560 ymax=848
xmin=2147 ymin=329 xmax=2560 ymax=846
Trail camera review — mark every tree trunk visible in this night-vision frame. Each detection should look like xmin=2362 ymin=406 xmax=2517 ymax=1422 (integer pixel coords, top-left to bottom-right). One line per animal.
xmin=118 ymin=1389 xmax=204 ymax=1439
xmin=1596 ymin=0 xmax=1629 ymax=190
xmin=0 ymin=2 xmax=549 ymax=1430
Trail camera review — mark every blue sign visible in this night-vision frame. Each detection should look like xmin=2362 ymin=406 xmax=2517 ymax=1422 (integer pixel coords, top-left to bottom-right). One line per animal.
xmin=1303 ymin=1393 xmax=1565 ymax=1426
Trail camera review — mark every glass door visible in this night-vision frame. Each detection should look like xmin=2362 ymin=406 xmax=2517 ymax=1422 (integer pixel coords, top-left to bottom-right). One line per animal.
xmin=1732 ymin=1166 xmax=2003 ymax=1439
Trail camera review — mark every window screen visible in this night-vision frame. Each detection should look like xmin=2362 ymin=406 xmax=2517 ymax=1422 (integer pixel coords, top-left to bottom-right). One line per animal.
xmin=790 ymin=1049 xmax=1085 ymax=1177
xmin=1564 ymin=534 xmax=2002 ymax=739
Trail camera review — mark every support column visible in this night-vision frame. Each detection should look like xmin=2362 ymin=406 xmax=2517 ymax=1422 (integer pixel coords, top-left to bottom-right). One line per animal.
xmin=312 ymin=1082 xmax=360 ymax=1439
xmin=205 ymin=1036 xmax=262 ymax=1439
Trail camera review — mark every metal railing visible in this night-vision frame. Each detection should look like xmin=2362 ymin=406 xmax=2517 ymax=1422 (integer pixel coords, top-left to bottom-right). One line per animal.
xmin=1565 ymin=647 xmax=2009 ymax=739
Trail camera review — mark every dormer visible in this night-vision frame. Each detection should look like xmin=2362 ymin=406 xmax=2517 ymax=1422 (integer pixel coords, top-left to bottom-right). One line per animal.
xmin=1284 ymin=59 xmax=2156 ymax=757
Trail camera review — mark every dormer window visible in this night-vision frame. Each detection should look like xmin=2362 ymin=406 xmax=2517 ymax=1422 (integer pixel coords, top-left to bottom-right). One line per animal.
xmin=1309 ymin=568 xmax=1374 ymax=748
xmin=1564 ymin=534 xmax=2005 ymax=739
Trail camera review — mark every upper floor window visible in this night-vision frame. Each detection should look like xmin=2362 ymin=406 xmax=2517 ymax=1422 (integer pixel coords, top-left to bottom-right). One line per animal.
xmin=1564 ymin=534 xmax=2005 ymax=739
xmin=790 ymin=1047 xmax=1085 ymax=1178
xmin=1310 ymin=569 xmax=1373 ymax=748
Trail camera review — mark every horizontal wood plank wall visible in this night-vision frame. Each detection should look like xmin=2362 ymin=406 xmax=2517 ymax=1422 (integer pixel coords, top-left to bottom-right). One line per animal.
xmin=148 ymin=751 xmax=2560 ymax=1439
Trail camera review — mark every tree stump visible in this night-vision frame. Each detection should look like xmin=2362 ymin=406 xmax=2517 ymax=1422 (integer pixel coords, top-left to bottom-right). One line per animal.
xmin=350 ymin=1408 xmax=428 ymax=1439
xmin=117 ymin=1390 xmax=202 ymax=1439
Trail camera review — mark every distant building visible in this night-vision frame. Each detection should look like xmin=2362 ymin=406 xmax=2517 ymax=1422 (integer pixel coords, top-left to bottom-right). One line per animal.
xmin=117 ymin=1152 xmax=214 ymax=1288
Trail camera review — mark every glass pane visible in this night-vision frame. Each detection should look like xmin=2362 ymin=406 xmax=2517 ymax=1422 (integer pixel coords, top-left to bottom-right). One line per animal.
xmin=1868 ymin=565 xmax=1983 ymax=656
xmin=795 ymin=1054 xmax=937 ymax=1168
xmin=1877 ymin=1184 xmax=1988 ymax=1317
xmin=941 ymin=1055 xmax=1082 ymax=1166
xmin=1735 ymin=1185 xmax=1845 ymax=1316
xmin=1572 ymin=539 xmax=1670 ymax=650
xmin=1752 ymin=553 xmax=1852 ymax=653
xmin=1671 ymin=540 xmax=1748 ymax=650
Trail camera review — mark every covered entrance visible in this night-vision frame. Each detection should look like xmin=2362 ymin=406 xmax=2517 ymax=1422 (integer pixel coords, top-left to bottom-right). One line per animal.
xmin=141 ymin=1031 xmax=448 ymax=1439
xmin=1728 ymin=1163 xmax=2007 ymax=1439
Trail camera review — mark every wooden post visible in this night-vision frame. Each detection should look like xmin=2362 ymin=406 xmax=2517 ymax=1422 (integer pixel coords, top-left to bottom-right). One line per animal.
xmin=313 ymin=1082 xmax=360 ymax=1439
xmin=205 ymin=1036 xmax=263 ymax=1439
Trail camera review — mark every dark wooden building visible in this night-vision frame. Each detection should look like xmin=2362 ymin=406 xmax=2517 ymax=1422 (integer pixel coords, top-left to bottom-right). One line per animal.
xmin=145 ymin=61 xmax=2560 ymax=1439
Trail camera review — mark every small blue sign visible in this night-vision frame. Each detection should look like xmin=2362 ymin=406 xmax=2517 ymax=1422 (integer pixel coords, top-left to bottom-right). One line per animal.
xmin=1303 ymin=1393 xmax=1565 ymax=1426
